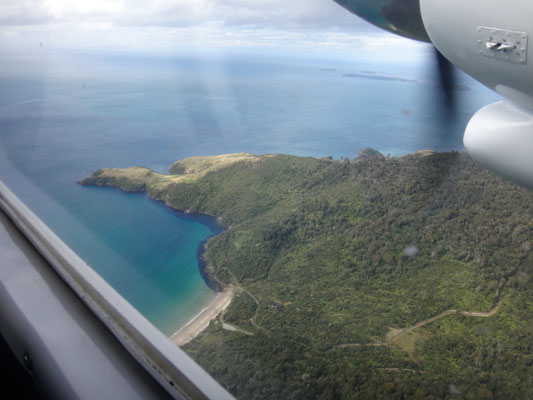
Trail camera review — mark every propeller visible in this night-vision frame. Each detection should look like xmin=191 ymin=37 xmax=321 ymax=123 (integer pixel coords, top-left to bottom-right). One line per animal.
xmin=435 ymin=47 xmax=456 ymax=110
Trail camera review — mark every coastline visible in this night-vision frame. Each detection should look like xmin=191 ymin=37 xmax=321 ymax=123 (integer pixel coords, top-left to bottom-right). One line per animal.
xmin=197 ymin=239 xmax=223 ymax=291
xmin=139 ymin=193 xmax=227 ymax=291
xmin=150 ymin=195 xmax=232 ymax=340
xmin=170 ymin=285 xmax=234 ymax=346
xmin=81 ymin=185 xmax=231 ymax=339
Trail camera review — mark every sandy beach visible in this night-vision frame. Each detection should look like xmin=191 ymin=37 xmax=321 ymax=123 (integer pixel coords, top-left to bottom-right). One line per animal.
xmin=170 ymin=285 xmax=234 ymax=346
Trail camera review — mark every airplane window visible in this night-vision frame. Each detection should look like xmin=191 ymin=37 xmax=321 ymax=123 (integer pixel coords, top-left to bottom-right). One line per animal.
xmin=1 ymin=0 xmax=533 ymax=399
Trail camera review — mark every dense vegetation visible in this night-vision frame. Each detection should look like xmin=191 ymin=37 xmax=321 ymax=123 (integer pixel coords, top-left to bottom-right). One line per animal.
xmin=82 ymin=151 xmax=533 ymax=399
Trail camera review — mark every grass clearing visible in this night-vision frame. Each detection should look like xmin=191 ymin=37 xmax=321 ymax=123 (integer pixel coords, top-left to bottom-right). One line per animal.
xmin=392 ymin=328 xmax=432 ymax=358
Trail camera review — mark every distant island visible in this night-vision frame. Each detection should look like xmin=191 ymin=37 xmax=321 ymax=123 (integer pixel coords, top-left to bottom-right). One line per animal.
xmin=342 ymin=73 xmax=418 ymax=83
xmin=80 ymin=151 xmax=533 ymax=399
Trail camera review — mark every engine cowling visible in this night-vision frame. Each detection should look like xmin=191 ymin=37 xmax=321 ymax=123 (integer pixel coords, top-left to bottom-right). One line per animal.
xmin=332 ymin=0 xmax=430 ymax=42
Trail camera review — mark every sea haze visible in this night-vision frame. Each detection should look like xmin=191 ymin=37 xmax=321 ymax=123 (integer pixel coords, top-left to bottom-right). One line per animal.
xmin=0 ymin=49 xmax=500 ymax=335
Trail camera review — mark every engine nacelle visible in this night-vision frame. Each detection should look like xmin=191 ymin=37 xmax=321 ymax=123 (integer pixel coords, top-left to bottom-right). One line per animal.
xmin=464 ymin=101 xmax=533 ymax=189
xmin=332 ymin=0 xmax=430 ymax=42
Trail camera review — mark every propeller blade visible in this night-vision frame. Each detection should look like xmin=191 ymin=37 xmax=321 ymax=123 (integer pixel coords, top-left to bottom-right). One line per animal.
xmin=428 ymin=46 xmax=464 ymax=150
xmin=435 ymin=47 xmax=456 ymax=109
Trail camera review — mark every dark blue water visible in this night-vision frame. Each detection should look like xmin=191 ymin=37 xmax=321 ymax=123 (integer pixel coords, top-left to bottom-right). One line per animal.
xmin=0 ymin=49 xmax=500 ymax=335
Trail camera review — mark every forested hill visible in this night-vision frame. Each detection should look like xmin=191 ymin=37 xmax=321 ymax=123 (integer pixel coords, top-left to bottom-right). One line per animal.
xmin=81 ymin=151 xmax=533 ymax=399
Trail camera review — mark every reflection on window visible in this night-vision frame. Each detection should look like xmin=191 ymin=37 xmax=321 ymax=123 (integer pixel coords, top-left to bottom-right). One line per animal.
xmin=1 ymin=1 xmax=533 ymax=399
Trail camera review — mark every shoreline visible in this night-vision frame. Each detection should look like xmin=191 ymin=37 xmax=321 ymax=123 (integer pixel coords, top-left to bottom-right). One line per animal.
xmin=197 ymin=239 xmax=223 ymax=291
xmin=170 ymin=285 xmax=234 ymax=346
xmin=146 ymin=194 xmax=228 ymax=291
xmin=81 ymin=184 xmax=232 ymax=341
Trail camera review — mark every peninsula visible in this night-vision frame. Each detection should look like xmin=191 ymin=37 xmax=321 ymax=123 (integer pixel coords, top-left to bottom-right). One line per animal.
xmin=81 ymin=151 xmax=533 ymax=399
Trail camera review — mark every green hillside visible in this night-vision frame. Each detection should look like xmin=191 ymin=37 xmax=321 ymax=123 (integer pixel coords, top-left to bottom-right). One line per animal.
xmin=81 ymin=151 xmax=533 ymax=399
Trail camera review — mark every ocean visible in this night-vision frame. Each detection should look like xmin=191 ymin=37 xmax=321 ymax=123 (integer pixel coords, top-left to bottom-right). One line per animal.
xmin=0 ymin=48 xmax=500 ymax=335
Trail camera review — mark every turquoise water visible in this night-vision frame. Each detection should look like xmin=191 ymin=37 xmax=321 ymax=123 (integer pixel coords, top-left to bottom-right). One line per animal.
xmin=0 ymin=49 xmax=501 ymax=335
xmin=65 ymin=188 xmax=224 ymax=334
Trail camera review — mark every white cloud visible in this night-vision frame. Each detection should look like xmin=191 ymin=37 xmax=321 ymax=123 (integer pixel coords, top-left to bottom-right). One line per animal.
xmin=0 ymin=0 xmax=52 ymax=25
xmin=115 ymin=0 xmax=216 ymax=27
xmin=1 ymin=0 xmax=365 ymax=30
xmin=43 ymin=0 xmax=124 ymax=19
xmin=0 ymin=0 xmax=427 ymax=56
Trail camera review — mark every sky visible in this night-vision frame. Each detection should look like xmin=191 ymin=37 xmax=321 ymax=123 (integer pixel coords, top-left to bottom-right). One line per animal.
xmin=0 ymin=0 xmax=428 ymax=58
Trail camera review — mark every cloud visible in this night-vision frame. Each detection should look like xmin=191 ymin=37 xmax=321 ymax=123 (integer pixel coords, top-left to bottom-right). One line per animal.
xmin=207 ymin=0 xmax=365 ymax=30
xmin=1 ymin=0 xmax=368 ymax=31
xmin=115 ymin=0 xmax=216 ymax=27
xmin=0 ymin=0 xmax=52 ymax=25
xmin=43 ymin=0 xmax=124 ymax=19
xmin=0 ymin=0 xmax=427 ymax=56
